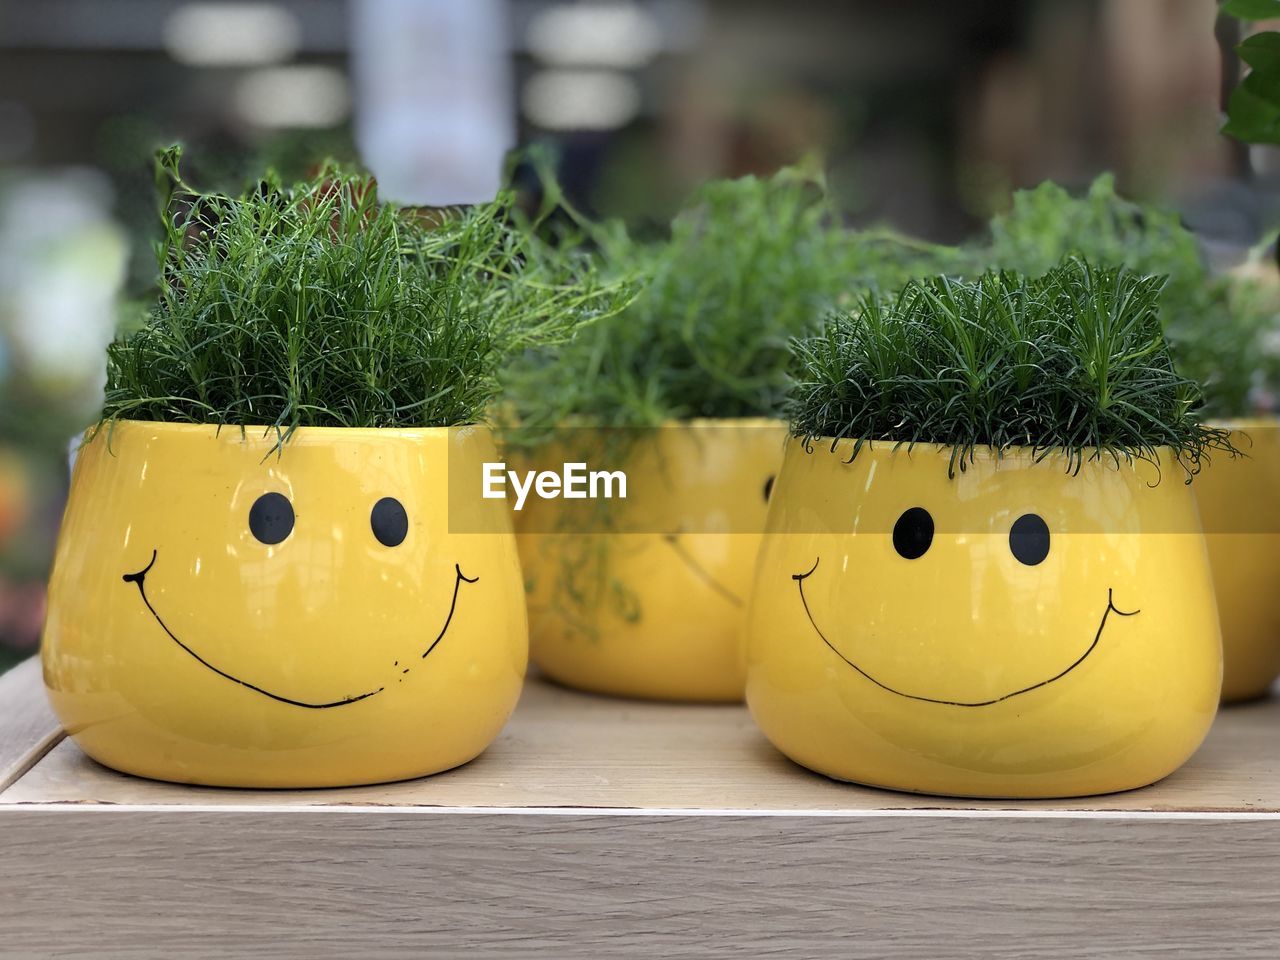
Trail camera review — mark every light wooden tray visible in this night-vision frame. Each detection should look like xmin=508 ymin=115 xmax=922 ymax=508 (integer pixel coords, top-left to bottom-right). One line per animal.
xmin=1 ymin=655 xmax=1278 ymax=958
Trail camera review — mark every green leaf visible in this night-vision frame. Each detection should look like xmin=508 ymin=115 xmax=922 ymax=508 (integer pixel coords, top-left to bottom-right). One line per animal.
xmin=1223 ymin=0 xmax=1280 ymax=20
xmin=152 ymin=144 xmax=183 ymax=219
xmin=1223 ymin=71 xmax=1280 ymax=142
xmin=1239 ymin=31 xmax=1280 ymax=72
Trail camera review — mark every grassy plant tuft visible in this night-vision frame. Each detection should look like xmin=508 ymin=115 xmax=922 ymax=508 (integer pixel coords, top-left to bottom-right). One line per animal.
xmin=102 ymin=146 xmax=631 ymax=440
xmin=788 ymin=258 xmax=1234 ymax=478
xmin=509 ymin=166 xmax=966 ymax=429
xmin=982 ymin=174 xmax=1280 ymax=417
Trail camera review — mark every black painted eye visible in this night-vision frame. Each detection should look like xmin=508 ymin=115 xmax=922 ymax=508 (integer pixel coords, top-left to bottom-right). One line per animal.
xmin=248 ymin=492 xmax=294 ymax=545
xmin=763 ymin=474 xmax=776 ymax=503
xmin=1010 ymin=513 xmax=1050 ymax=566
xmin=892 ymin=507 xmax=933 ymax=560
xmin=371 ymin=497 xmax=409 ymax=547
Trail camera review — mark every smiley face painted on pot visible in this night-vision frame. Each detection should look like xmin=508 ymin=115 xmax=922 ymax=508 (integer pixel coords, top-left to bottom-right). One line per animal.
xmin=746 ymin=438 xmax=1222 ymax=799
xmin=42 ymin=421 xmax=527 ymax=788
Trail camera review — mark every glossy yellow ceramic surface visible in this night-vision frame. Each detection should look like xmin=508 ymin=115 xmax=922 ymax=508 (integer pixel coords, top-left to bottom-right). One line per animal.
xmin=746 ymin=438 xmax=1222 ymax=798
xmin=1196 ymin=419 xmax=1280 ymax=702
xmin=518 ymin=420 xmax=786 ymax=702
xmin=42 ymin=421 xmax=526 ymax=788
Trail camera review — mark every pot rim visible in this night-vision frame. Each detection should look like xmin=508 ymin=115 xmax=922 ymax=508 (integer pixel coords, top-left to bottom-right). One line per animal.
xmin=790 ymin=434 xmax=1183 ymax=463
xmin=87 ymin=418 xmax=489 ymax=440
xmin=671 ymin=416 xmax=786 ymax=429
xmin=525 ymin=416 xmax=786 ymax=430
xmin=1204 ymin=415 xmax=1280 ymax=431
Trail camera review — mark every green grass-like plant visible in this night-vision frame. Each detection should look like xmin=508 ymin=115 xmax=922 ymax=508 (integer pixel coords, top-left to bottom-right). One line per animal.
xmin=982 ymin=174 xmax=1280 ymax=418
xmin=509 ymin=166 xmax=966 ymax=429
xmin=507 ymin=166 xmax=967 ymax=633
xmin=102 ymin=147 xmax=631 ymax=438
xmin=788 ymin=258 xmax=1233 ymax=478
xmin=986 ymin=174 xmax=1204 ymax=304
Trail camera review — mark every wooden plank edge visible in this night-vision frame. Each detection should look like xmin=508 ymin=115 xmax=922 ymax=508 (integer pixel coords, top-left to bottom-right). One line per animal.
xmin=0 ymin=657 xmax=64 ymax=795
xmin=2 ymin=802 xmax=1279 ymax=820
xmin=0 ymin=810 xmax=1277 ymax=959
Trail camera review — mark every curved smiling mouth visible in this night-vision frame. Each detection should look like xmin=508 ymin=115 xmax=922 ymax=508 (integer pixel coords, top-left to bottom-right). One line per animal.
xmin=661 ymin=533 xmax=743 ymax=607
xmin=123 ymin=549 xmax=478 ymax=710
xmin=792 ymin=557 xmax=1139 ymax=707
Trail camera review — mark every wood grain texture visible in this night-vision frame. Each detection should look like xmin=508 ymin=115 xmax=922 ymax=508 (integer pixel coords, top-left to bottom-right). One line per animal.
xmin=3 ymin=674 xmax=1278 ymax=813
xmin=0 ymin=657 xmax=62 ymax=795
xmin=0 ymin=810 xmax=1277 ymax=959
xmin=3 ymin=663 xmax=1280 ymax=957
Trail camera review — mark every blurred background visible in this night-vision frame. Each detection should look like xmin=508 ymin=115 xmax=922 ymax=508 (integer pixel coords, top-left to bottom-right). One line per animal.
xmin=0 ymin=0 xmax=1273 ymax=670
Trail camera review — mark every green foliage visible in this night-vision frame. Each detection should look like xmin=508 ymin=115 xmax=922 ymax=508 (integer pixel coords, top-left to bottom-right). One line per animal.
xmin=1222 ymin=2 xmax=1280 ymax=143
xmin=1223 ymin=0 xmax=1280 ymax=22
xmin=1239 ymin=29 xmax=1280 ymax=71
xmin=102 ymin=146 xmax=631 ymax=438
xmin=1224 ymin=59 xmax=1280 ymax=144
xmin=788 ymin=259 xmax=1233 ymax=478
xmin=986 ymin=174 xmax=1203 ymax=306
xmin=509 ymin=166 xmax=964 ymax=429
xmin=983 ymin=174 xmax=1280 ymax=417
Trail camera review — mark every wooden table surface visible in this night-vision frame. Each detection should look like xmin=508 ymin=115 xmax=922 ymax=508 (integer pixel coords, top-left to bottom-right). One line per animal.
xmin=2 ymin=655 xmax=1278 ymax=958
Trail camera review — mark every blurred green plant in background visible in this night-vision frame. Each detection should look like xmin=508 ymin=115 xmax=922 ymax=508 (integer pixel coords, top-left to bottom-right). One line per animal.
xmin=0 ymin=171 xmax=128 ymax=673
xmin=979 ymin=174 xmax=1280 ymax=418
xmin=509 ymin=164 xmax=965 ymax=431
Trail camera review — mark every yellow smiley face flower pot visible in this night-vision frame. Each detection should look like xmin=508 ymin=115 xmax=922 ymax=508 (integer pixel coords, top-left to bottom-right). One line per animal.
xmin=504 ymin=167 xmax=961 ymax=702
xmin=516 ymin=420 xmax=786 ymax=702
xmin=752 ymin=260 xmax=1232 ymax=798
xmin=747 ymin=439 xmax=1221 ymax=798
xmin=38 ymin=148 xmax=629 ymax=786
xmin=1195 ymin=419 xmax=1280 ymax=702
xmin=43 ymin=422 xmax=525 ymax=787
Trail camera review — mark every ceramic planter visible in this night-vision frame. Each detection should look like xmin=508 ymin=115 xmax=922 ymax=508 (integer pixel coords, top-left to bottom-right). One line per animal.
xmin=1196 ymin=419 xmax=1280 ymax=702
xmin=518 ymin=419 xmax=786 ymax=702
xmin=41 ymin=421 xmax=527 ymax=788
xmin=746 ymin=437 xmax=1221 ymax=798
